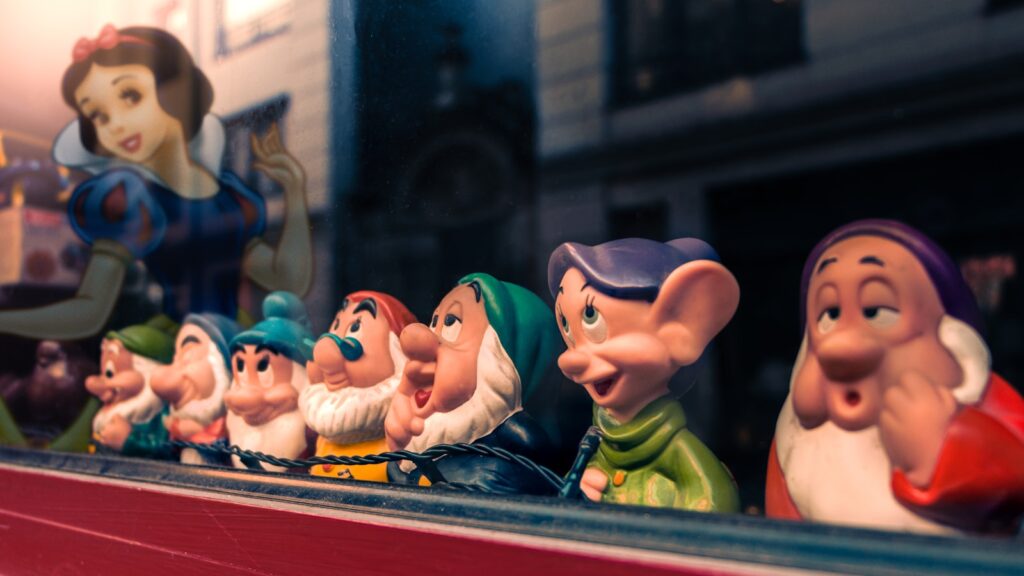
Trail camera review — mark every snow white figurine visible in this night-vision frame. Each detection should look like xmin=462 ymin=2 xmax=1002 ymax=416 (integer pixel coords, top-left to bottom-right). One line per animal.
xmin=0 ymin=25 xmax=312 ymax=448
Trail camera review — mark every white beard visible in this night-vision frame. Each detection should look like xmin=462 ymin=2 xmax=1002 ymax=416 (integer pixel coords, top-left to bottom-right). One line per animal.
xmin=299 ymin=332 xmax=405 ymax=445
xmin=776 ymin=316 xmax=990 ymax=534
xmin=169 ymin=347 xmax=230 ymax=427
xmin=400 ymin=326 xmax=521 ymax=473
xmin=226 ymin=408 xmax=308 ymax=472
xmin=92 ymin=356 xmax=165 ymax=436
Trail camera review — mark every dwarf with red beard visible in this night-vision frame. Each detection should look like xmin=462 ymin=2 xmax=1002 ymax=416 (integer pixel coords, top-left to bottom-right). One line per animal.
xmin=87 ymin=319 xmax=176 ymax=457
xmin=301 ymin=291 xmax=416 ymax=481
xmin=767 ymin=219 xmax=1024 ymax=534
xmin=385 ymin=273 xmax=559 ymax=494
xmin=150 ymin=313 xmax=239 ymax=464
xmin=225 ymin=292 xmax=315 ymax=472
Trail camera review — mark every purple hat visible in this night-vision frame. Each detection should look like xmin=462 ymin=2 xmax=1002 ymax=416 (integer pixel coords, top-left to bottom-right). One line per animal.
xmin=547 ymin=237 xmax=720 ymax=301
xmin=799 ymin=219 xmax=982 ymax=334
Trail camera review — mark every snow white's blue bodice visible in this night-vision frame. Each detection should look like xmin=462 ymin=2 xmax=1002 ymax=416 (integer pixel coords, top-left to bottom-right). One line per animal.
xmin=69 ymin=167 xmax=266 ymax=321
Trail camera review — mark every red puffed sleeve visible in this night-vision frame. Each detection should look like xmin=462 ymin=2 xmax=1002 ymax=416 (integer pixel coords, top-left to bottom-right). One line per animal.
xmin=892 ymin=375 xmax=1024 ymax=532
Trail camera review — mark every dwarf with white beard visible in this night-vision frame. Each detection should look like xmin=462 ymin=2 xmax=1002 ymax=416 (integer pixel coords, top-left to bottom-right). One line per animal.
xmin=87 ymin=318 xmax=176 ymax=458
xmin=767 ymin=219 xmax=1024 ymax=534
xmin=150 ymin=313 xmax=240 ymax=465
xmin=384 ymin=273 xmax=559 ymax=495
xmin=224 ymin=292 xmax=315 ymax=472
xmin=301 ymin=291 xmax=416 ymax=481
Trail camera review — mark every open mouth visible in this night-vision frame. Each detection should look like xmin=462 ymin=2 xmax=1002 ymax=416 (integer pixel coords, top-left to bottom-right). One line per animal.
xmin=119 ymin=134 xmax=142 ymax=153
xmin=414 ymin=388 xmax=432 ymax=408
xmin=592 ymin=376 xmax=617 ymax=397
xmin=844 ymin=389 xmax=861 ymax=407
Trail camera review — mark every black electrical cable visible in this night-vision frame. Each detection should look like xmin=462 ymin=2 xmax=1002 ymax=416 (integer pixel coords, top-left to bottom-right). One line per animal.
xmin=170 ymin=427 xmax=603 ymax=499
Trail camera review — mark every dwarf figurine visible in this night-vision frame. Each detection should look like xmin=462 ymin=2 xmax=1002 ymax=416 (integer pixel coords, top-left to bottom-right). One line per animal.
xmin=301 ymin=291 xmax=416 ymax=481
xmin=225 ymin=292 xmax=315 ymax=472
xmin=150 ymin=313 xmax=239 ymax=465
xmin=547 ymin=238 xmax=740 ymax=511
xmin=384 ymin=273 xmax=559 ymax=494
xmin=767 ymin=220 xmax=1024 ymax=534
xmin=87 ymin=319 xmax=175 ymax=457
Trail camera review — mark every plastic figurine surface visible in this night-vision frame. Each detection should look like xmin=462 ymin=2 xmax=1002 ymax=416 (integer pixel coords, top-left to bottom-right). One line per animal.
xmin=86 ymin=319 xmax=175 ymax=458
xmin=225 ymin=292 xmax=315 ymax=472
xmin=150 ymin=313 xmax=239 ymax=464
xmin=767 ymin=219 xmax=1024 ymax=534
xmin=384 ymin=273 xmax=558 ymax=494
xmin=301 ymin=291 xmax=416 ymax=481
xmin=548 ymin=238 xmax=740 ymax=512
xmin=0 ymin=24 xmax=312 ymax=340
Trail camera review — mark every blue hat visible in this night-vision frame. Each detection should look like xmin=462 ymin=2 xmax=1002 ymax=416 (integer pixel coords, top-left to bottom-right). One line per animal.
xmin=183 ymin=313 xmax=242 ymax=370
xmin=230 ymin=292 xmax=316 ymax=364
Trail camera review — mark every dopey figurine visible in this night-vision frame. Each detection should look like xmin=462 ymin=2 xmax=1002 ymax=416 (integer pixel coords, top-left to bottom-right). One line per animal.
xmin=87 ymin=318 xmax=176 ymax=458
xmin=151 ymin=313 xmax=239 ymax=464
xmin=301 ymin=291 xmax=416 ymax=481
xmin=767 ymin=219 xmax=1024 ymax=534
xmin=384 ymin=273 xmax=559 ymax=494
xmin=548 ymin=238 xmax=740 ymax=511
xmin=226 ymin=292 xmax=315 ymax=472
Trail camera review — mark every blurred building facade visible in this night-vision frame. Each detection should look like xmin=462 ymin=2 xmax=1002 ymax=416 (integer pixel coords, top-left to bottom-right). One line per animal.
xmin=535 ymin=0 xmax=1024 ymax=509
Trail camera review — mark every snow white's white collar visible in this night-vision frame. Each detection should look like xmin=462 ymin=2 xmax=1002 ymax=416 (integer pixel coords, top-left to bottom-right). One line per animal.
xmin=52 ymin=114 xmax=226 ymax=180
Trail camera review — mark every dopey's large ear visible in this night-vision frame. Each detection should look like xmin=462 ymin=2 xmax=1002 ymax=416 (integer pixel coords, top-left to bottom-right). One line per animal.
xmin=650 ymin=260 xmax=740 ymax=366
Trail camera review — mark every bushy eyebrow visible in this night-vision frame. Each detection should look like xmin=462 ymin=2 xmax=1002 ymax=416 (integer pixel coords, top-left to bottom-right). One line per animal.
xmin=860 ymin=255 xmax=885 ymax=267
xmin=181 ymin=335 xmax=201 ymax=347
xmin=817 ymin=257 xmax=838 ymax=274
xmin=255 ymin=344 xmax=279 ymax=356
xmin=353 ymin=298 xmax=378 ymax=318
xmin=468 ymin=281 xmax=482 ymax=303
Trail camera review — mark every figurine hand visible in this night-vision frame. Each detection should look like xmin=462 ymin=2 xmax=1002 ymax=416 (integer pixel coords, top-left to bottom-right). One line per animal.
xmin=173 ymin=417 xmax=206 ymax=439
xmin=580 ymin=468 xmax=608 ymax=502
xmin=251 ymin=123 xmax=306 ymax=195
xmin=99 ymin=414 xmax=132 ymax=451
xmin=879 ymin=371 xmax=958 ymax=488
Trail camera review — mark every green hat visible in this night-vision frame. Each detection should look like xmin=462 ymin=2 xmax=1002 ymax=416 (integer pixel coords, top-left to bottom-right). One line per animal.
xmin=458 ymin=273 xmax=558 ymax=402
xmin=230 ymin=292 xmax=316 ymax=365
xmin=105 ymin=315 xmax=179 ymax=365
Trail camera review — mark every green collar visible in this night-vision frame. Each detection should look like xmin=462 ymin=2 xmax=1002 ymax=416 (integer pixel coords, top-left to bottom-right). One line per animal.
xmin=593 ymin=396 xmax=687 ymax=469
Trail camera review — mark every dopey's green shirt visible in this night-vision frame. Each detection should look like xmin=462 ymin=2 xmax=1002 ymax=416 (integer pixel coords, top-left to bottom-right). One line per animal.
xmin=590 ymin=396 xmax=739 ymax=512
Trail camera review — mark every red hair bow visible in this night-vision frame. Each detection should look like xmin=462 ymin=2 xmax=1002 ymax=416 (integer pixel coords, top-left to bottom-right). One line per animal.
xmin=72 ymin=24 xmax=148 ymax=63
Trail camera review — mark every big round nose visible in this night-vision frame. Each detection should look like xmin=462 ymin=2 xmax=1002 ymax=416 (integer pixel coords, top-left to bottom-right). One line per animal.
xmin=224 ymin=386 xmax=263 ymax=414
xmin=400 ymin=323 xmax=439 ymax=363
xmin=816 ymin=330 xmax=885 ymax=383
xmin=313 ymin=336 xmax=346 ymax=372
xmin=558 ymin=349 xmax=590 ymax=377
xmin=84 ymin=374 xmax=104 ymax=397
xmin=149 ymin=364 xmax=181 ymax=403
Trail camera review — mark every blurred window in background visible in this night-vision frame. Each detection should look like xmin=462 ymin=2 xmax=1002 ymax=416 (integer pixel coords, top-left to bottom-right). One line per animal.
xmin=216 ymin=0 xmax=292 ymax=57
xmin=611 ymin=0 xmax=804 ymax=107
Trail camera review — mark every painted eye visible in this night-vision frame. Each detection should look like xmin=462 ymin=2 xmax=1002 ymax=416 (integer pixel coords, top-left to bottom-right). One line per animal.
xmin=440 ymin=314 xmax=462 ymax=343
xmin=580 ymin=303 xmax=607 ymax=343
xmin=347 ymin=319 xmax=361 ymax=336
xmin=332 ymin=318 xmax=340 ymax=331
xmin=120 ymin=88 xmax=142 ymax=105
xmin=864 ymin=306 xmax=900 ymax=329
xmin=817 ymin=307 xmax=840 ymax=334
xmin=557 ymin=308 xmax=575 ymax=346
xmin=235 ymin=357 xmax=245 ymax=374
xmin=257 ymin=357 xmax=270 ymax=372
xmin=430 ymin=314 xmax=439 ymax=329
